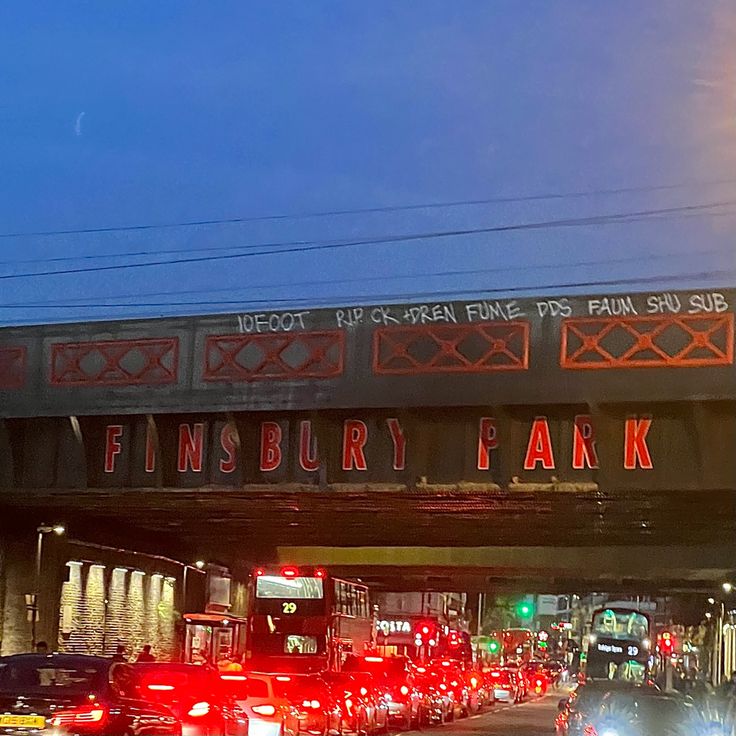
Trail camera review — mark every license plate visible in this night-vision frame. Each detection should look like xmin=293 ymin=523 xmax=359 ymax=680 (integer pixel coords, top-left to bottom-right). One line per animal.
xmin=0 ymin=714 xmax=46 ymax=728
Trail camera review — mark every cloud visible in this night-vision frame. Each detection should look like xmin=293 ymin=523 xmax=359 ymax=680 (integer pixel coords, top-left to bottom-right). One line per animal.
xmin=74 ymin=111 xmax=86 ymax=136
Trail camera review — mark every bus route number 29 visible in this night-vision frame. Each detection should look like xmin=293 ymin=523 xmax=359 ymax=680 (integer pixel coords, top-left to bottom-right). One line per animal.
xmin=282 ymin=602 xmax=298 ymax=614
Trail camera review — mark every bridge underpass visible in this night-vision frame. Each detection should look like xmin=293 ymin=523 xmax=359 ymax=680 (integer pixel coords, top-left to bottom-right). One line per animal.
xmin=1 ymin=486 xmax=733 ymax=595
xmin=1 ymin=287 xmax=734 ymax=652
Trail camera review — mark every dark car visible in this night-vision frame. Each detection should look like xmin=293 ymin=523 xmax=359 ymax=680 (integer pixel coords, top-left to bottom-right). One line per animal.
xmin=131 ymin=662 xmax=248 ymax=736
xmin=273 ymin=673 xmax=341 ymax=736
xmin=343 ymin=656 xmax=421 ymax=730
xmin=556 ymin=681 xmax=660 ymax=736
xmin=322 ymin=671 xmax=389 ymax=735
xmin=590 ymin=688 xmax=701 ymax=736
xmin=0 ymin=653 xmax=180 ymax=735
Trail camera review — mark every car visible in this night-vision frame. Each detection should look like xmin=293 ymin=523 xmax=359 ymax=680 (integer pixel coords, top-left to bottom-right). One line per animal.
xmin=322 ymin=671 xmax=389 ymax=735
xmin=556 ymin=681 xmax=659 ymax=736
xmin=411 ymin=666 xmax=446 ymax=725
xmin=343 ymin=655 xmax=421 ymax=730
xmin=521 ymin=662 xmax=549 ymax=697
xmin=464 ymin=665 xmax=493 ymax=708
xmin=272 ymin=673 xmax=342 ymax=736
xmin=131 ymin=661 xmax=249 ymax=736
xmin=220 ymin=672 xmax=301 ymax=736
xmin=587 ymin=688 xmax=701 ymax=736
xmin=486 ymin=667 xmax=522 ymax=704
xmin=429 ymin=660 xmax=472 ymax=717
xmin=0 ymin=653 xmax=181 ymax=735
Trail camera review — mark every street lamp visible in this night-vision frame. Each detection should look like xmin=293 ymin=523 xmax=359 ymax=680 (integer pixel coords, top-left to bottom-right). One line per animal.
xmin=32 ymin=524 xmax=66 ymax=648
xmin=195 ymin=560 xmax=206 ymax=570
xmin=723 ymin=583 xmax=733 ymax=595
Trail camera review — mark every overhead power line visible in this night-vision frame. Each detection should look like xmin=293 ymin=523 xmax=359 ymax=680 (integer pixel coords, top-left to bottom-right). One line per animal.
xmin=2 ymin=243 xmax=733 ymax=309
xmin=1 ymin=199 xmax=735 ymax=283
xmin=2 ymin=270 xmax=733 ymax=312
xmin=2 ymin=201 xmax=735 ymax=270
xmin=1 ymin=176 xmax=736 ymax=240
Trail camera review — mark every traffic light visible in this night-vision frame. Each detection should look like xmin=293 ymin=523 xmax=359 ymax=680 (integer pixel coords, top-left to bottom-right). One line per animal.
xmin=487 ymin=638 xmax=501 ymax=654
xmin=659 ymin=631 xmax=675 ymax=655
xmin=414 ymin=620 xmax=437 ymax=648
xmin=515 ymin=599 xmax=535 ymax=619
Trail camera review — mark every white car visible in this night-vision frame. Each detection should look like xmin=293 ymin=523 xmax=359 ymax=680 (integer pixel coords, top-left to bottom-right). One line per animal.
xmin=221 ymin=672 xmax=301 ymax=736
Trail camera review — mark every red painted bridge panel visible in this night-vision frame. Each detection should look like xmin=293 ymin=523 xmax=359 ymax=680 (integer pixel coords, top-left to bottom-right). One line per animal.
xmin=372 ymin=321 xmax=529 ymax=375
xmin=561 ymin=313 xmax=734 ymax=369
xmin=0 ymin=346 xmax=26 ymax=389
xmin=50 ymin=338 xmax=179 ymax=386
xmin=203 ymin=331 xmax=345 ymax=382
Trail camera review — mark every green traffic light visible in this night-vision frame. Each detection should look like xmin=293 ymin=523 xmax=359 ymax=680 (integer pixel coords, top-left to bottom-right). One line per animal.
xmin=488 ymin=639 xmax=500 ymax=653
xmin=515 ymin=599 xmax=535 ymax=618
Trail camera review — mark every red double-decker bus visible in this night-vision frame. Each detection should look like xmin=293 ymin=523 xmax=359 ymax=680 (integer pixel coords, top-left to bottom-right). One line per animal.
xmin=246 ymin=565 xmax=374 ymax=673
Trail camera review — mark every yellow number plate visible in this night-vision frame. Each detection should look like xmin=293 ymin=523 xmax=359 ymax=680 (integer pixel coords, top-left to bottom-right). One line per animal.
xmin=0 ymin=714 xmax=46 ymax=728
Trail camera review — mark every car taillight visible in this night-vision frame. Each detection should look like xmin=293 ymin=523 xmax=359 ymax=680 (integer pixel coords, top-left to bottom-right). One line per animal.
xmin=301 ymin=699 xmax=321 ymax=709
xmin=470 ymin=676 xmax=479 ymax=689
xmin=188 ymin=701 xmax=212 ymax=718
xmin=535 ymin=679 xmax=543 ymax=687
xmin=360 ymin=687 xmax=368 ymax=696
xmin=439 ymin=684 xmax=447 ymax=691
xmin=400 ymin=685 xmax=409 ymax=696
xmin=252 ymin=704 xmax=277 ymax=716
xmin=51 ymin=704 xmax=107 ymax=727
xmin=148 ymin=684 xmax=175 ymax=691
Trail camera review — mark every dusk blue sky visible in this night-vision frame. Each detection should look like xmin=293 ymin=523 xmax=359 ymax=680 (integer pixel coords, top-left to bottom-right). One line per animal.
xmin=1 ymin=1 xmax=735 ymax=325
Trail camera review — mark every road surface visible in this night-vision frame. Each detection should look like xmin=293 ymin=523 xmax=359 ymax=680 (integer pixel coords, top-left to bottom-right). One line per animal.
xmin=401 ymin=696 xmax=558 ymax=736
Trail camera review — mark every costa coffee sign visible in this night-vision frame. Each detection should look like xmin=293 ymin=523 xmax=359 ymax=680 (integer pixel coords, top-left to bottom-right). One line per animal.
xmin=100 ymin=414 xmax=653 ymax=478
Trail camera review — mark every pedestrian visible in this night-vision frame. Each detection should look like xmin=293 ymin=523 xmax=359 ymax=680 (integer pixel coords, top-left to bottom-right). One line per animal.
xmin=136 ymin=644 xmax=156 ymax=663
xmin=35 ymin=641 xmax=49 ymax=654
xmin=112 ymin=644 xmax=127 ymax=662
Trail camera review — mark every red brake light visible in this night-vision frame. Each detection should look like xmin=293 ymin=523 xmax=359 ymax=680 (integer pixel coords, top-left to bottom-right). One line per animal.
xmin=276 ymin=676 xmax=292 ymax=682
xmin=490 ymin=671 xmax=500 ymax=677
xmin=400 ymin=685 xmax=409 ymax=696
xmin=360 ymin=687 xmax=368 ymax=696
xmin=416 ymin=667 xmax=426 ymax=673
xmin=252 ymin=704 xmax=277 ymax=717
xmin=188 ymin=702 xmax=212 ymax=718
xmin=441 ymin=660 xmax=451 ymax=667
xmin=314 ymin=567 xmax=327 ymax=578
xmin=281 ymin=566 xmax=299 ymax=578
xmin=365 ymin=656 xmax=383 ymax=663
xmin=221 ymin=674 xmax=247 ymax=682
xmin=302 ymin=699 xmax=321 ymax=709
xmin=51 ymin=705 xmax=107 ymax=727
xmin=254 ymin=567 xmax=265 ymax=577
xmin=147 ymin=684 xmax=175 ymax=691
xmin=536 ymin=679 xmax=543 ymax=687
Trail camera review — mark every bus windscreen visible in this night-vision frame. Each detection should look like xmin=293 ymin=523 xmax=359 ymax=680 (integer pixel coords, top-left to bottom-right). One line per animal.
xmin=591 ymin=609 xmax=649 ymax=641
xmin=256 ymin=576 xmax=324 ymax=599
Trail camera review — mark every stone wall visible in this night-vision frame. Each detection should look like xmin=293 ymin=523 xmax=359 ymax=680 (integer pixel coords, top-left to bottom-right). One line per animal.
xmin=58 ymin=559 xmax=178 ymax=660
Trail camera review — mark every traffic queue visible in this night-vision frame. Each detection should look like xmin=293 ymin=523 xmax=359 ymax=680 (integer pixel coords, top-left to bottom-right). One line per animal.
xmin=0 ymin=566 xmax=563 ymax=734
xmin=0 ymin=650 xmax=561 ymax=735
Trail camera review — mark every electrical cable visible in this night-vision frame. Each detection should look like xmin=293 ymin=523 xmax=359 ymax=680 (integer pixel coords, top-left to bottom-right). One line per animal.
xmin=1 ymin=176 xmax=735 ymax=240
xmin=2 ymin=242 xmax=733 ymax=309
xmin=0 ymin=199 xmax=734 ymax=283
xmin=2 ymin=269 xmax=733 ymax=312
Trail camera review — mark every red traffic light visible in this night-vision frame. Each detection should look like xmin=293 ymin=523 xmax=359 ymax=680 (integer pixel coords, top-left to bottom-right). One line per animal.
xmin=658 ymin=631 xmax=675 ymax=654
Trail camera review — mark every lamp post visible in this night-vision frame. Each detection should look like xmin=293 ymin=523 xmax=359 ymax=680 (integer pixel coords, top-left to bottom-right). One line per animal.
xmin=32 ymin=524 xmax=65 ymax=648
xmin=710 ymin=583 xmax=734 ymax=687
xmin=181 ymin=560 xmax=206 ymax=613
